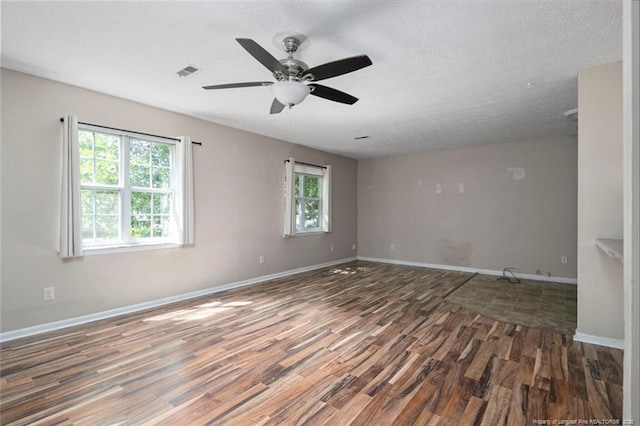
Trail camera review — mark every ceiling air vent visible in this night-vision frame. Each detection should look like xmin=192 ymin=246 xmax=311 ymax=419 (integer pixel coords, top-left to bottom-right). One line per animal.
xmin=177 ymin=65 xmax=199 ymax=78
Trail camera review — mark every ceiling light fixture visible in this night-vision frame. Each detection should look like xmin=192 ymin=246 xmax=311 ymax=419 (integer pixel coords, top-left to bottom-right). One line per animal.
xmin=271 ymin=80 xmax=311 ymax=108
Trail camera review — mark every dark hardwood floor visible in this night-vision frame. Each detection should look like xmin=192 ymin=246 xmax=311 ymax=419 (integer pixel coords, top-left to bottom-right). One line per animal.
xmin=0 ymin=261 xmax=623 ymax=425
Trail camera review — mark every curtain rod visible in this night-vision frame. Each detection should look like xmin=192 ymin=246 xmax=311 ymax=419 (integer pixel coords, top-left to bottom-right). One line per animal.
xmin=59 ymin=118 xmax=202 ymax=145
xmin=284 ymin=159 xmax=327 ymax=169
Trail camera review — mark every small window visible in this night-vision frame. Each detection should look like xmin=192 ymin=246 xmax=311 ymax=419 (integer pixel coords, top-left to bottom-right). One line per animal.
xmin=79 ymin=126 xmax=176 ymax=248
xmin=284 ymin=159 xmax=331 ymax=236
xmin=295 ymin=172 xmax=323 ymax=232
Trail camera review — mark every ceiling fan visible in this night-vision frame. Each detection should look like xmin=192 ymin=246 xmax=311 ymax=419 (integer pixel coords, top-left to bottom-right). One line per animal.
xmin=203 ymin=35 xmax=372 ymax=114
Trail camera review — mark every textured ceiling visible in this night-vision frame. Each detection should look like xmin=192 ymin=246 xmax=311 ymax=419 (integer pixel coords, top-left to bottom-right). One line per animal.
xmin=1 ymin=1 xmax=622 ymax=159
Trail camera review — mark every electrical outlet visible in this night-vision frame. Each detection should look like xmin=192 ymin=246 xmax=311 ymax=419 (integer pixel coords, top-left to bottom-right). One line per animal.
xmin=330 ymin=244 xmax=334 ymax=252
xmin=436 ymin=183 xmax=442 ymax=194
xmin=390 ymin=243 xmax=396 ymax=250
xmin=352 ymin=243 xmax=356 ymax=250
xmin=43 ymin=287 xmax=55 ymax=301
xmin=259 ymin=255 xmax=265 ymax=264
xmin=561 ymin=256 xmax=568 ymax=264
xmin=535 ymin=269 xmax=541 ymax=275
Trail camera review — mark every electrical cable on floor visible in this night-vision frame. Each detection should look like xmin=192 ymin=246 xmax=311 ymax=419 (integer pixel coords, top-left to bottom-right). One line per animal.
xmin=497 ymin=267 xmax=521 ymax=283
xmin=441 ymin=272 xmax=478 ymax=299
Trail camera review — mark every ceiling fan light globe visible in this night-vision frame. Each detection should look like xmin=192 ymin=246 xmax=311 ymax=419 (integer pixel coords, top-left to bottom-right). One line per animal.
xmin=271 ymin=81 xmax=310 ymax=107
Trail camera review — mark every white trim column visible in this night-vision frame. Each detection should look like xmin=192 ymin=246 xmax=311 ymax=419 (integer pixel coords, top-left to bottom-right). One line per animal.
xmin=622 ymin=0 xmax=639 ymax=420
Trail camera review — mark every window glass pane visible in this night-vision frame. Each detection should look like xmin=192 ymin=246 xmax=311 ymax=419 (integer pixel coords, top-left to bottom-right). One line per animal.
xmin=131 ymin=216 xmax=151 ymax=238
xmin=294 ymin=174 xmax=301 ymax=197
xmin=303 ymin=175 xmax=319 ymax=198
xmin=295 ymin=199 xmax=302 ymax=230
xmin=153 ymin=193 xmax=171 ymax=214
xmin=152 ymin=144 xmax=171 ymax=167
xmin=95 ymin=215 xmax=119 ymax=240
xmin=131 ymin=192 xmax=151 ymax=214
xmin=80 ymin=159 xmax=94 ymax=184
xmin=78 ymin=129 xmax=178 ymax=247
xmin=95 ymin=160 xmax=119 ymax=185
xmin=79 ymin=131 xmax=94 ymax=158
xmin=95 ymin=190 xmax=119 ymax=214
xmin=131 ymin=165 xmax=150 ymax=188
xmin=81 ymin=189 xmax=95 ymax=215
xmin=152 ymin=167 xmax=171 ymax=189
xmin=82 ymin=215 xmax=94 ymax=239
xmin=130 ymin=139 xmax=150 ymax=166
xmin=153 ymin=215 xmax=170 ymax=237
xmin=304 ymin=200 xmax=320 ymax=229
xmin=94 ymin=133 xmax=120 ymax=161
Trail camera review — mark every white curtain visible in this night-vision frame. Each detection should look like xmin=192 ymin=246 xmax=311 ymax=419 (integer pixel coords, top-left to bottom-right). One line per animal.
xmin=283 ymin=157 xmax=296 ymax=237
xmin=59 ymin=115 xmax=83 ymax=258
xmin=173 ymin=136 xmax=195 ymax=245
xmin=322 ymin=165 xmax=332 ymax=232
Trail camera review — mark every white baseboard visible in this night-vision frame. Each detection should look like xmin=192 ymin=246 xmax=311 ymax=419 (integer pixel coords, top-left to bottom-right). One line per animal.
xmin=357 ymin=256 xmax=578 ymax=285
xmin=574 ymin=331 xmax=624 ymax=349
xmin=0 ymin=257 xmax=357 ymax=343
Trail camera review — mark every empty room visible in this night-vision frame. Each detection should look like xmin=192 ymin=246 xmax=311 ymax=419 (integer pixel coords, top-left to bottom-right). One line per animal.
xmin=1 ymin=1 xmax=638 ymax=425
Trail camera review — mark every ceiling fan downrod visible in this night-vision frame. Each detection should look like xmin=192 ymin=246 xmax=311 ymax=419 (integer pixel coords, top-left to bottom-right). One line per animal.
xmin=277 ymin=37 xmax=310 ymax=81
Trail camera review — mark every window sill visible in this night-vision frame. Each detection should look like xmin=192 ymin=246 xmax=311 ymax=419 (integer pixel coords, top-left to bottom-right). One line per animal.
xmin=83 ymin=242 xmax=182 ymax=256
xmin=292 ymin=231 xmax=329 ymax=237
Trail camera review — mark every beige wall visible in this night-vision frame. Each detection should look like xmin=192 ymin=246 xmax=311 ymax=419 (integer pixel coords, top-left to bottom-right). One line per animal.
xmin=576 ymin=62 xmax=624 ymax=342
xmin=358 ymin=137 xmax=578 ymax=278
xmin=0 ymin=69 xmax=358 ymax=332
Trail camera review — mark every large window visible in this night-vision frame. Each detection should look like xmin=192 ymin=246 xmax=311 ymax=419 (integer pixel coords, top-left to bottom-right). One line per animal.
xmin=284 ymin=159 xmax=331 ymax=236
xmin=79 ymin=126 xmax=175 ymax=247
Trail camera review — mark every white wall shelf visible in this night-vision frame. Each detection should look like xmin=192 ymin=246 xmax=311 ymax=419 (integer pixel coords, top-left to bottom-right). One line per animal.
xmin=596 ymin=238 xmax=624 ymax=265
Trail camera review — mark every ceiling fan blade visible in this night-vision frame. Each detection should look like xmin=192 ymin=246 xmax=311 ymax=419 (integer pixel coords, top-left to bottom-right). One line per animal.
xmin=270 ymin=98 xmax=285 ymax=114
xmin=236 ymin=38 xmax=287 ymax=74
xmin=202 ymin=82 xmax=273 ymax=90
xmin=302 ymin=55 xmax=372 ymax=81
xmin=309 ymin=84 xmax=359 ymax=105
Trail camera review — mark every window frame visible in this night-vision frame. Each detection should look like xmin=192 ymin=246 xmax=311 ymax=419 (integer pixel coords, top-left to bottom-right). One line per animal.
xmin=294 ymin=172 xmax=324 ymax=233
xmin=290 ymin=162 xmax=330 ymax=235
xmin=78 ymin=124 xmax=177 ymax=251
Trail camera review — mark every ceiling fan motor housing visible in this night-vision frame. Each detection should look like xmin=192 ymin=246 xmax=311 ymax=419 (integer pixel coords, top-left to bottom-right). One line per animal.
xmin=277 ymin=57 xmax=309 ymax=79
xmin=277 ymin=37 xmax=309 ymax=79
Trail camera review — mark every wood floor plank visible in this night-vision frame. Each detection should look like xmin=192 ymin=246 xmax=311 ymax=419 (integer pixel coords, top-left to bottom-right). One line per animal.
xmin=479 ymin=385 xmax=511 ymax=426
xmin=0 ymin=261 xmax=623 ymax=425
xmin=459 ymin=395 xmax=487 ymax=425
xmin=318 ymin=392 xmax=371 ymax=425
